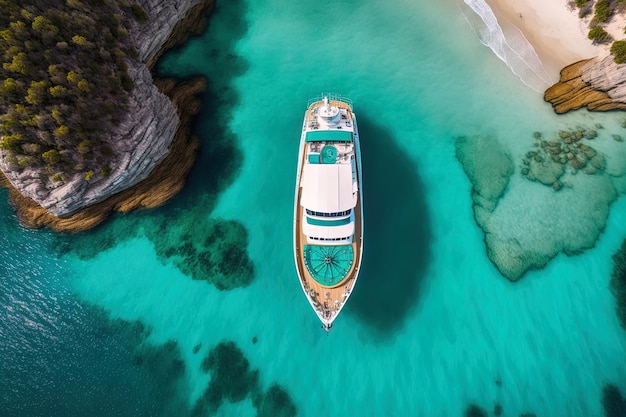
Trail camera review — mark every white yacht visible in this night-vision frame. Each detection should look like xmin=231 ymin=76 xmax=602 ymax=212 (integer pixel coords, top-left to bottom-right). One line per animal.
xmin=293 ymin=94 xmax=363 ymax=332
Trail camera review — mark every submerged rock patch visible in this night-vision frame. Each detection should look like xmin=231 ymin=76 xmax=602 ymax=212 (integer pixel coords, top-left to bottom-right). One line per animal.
xmin=455 ymin=134 xmax=618 ymax=281
xmin=194 ymin=341 xmax=296 ymax=417
xmin=521 ymin=128 xmax=607 ymax=188
xmin=50 ymin=210 xmax=255 ymax=291
xmin=254 ymin=384 xmax=298 ymax=417
xmin=464 ymin=404 xmax=488 ymax=417
xmin=602 ymin=384 xmax=626 ymax=417
xmin=197 ymin=341 xmax=259 ymax=412
xmin=149 ymin=217 xmax=255 ymax=290
xmin=455 ymin=136 xmax=514 ymax=215
xmin=610 ymin=239 xmax=626 ymax=331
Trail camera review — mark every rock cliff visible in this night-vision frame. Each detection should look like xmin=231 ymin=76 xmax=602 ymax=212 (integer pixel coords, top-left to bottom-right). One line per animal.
xmin=0 ymin=0 xmax=213 ymax=230
xmin=544 ymin=56 xmax=626 ymax=113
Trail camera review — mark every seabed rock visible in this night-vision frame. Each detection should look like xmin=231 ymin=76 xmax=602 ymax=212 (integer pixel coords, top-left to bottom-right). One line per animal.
xmin=526 ymin=158 xmax=565 ymax=185
xmin=456 ymin=135 xmax=618 ymax=281
xmin=544 ymin=57 xmax=626 ymax=113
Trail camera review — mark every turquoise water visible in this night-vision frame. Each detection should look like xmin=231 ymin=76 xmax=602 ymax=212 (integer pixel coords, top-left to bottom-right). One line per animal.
xmin=3 ymin=0 xmax=626 ymax=416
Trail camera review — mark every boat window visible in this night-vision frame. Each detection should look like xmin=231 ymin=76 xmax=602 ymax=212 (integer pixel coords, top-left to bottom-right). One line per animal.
xmin=306 ymin=209 xmax=351 ymax=218
xmin=309 ymin=236 xmax=352 ymax=242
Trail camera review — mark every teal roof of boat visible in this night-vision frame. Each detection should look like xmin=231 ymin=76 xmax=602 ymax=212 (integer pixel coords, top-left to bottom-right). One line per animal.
xmin=305 ymin=130 xmax=353 ymax=142
xmin=303 ymin=244 xmax=354 ymax=286
xmin=306 ymin=216 xmax=352 ymax=226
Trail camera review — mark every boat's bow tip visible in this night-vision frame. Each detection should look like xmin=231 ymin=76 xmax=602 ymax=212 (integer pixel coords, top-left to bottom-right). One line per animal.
xmin=322 ymin=322 xmax=333 ymax=335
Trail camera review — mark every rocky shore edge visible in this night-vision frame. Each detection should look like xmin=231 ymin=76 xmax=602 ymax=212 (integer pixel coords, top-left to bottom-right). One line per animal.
xmin=0 ymin=0 xmax=213 ymax=232
xmin=544 ymin=57 xmax=626 ymax=113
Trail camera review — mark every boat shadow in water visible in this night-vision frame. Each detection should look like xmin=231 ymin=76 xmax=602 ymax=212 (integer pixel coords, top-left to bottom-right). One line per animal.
xmin=347 ymin=113 xmax=432 ymax=339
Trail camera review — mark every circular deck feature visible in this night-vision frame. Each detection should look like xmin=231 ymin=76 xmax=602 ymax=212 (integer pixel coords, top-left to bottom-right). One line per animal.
xmin=321 ymin=145 xmax=337 ymax=164
xmin=303 ymin=244 xmax=354 ymax=286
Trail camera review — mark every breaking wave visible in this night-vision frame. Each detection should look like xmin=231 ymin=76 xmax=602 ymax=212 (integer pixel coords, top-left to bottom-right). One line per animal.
xmin=459 ymin=0 xmax=554 ymax=92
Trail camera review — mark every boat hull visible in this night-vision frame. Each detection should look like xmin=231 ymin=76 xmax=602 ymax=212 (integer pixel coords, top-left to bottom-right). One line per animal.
xmin=293 ymin=96 xmax=363 ymax=329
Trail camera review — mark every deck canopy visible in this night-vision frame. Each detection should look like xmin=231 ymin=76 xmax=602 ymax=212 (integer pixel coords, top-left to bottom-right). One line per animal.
xmin=305 ymin=130 xmax=352 ymax=142
xmin=301 ymin=164 xmax=355 ymax=213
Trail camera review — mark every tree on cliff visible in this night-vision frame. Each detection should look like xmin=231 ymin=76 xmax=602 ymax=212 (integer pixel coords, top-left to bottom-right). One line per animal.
xmin=611 ymin=40 xmax=626 ymax=64
xmin=0 ymin=0 xmax=146 ymax=181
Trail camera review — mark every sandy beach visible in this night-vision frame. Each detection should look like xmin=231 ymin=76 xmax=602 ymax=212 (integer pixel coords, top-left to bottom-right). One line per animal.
xmin=484 ymin=0 xmax=601 ymax=78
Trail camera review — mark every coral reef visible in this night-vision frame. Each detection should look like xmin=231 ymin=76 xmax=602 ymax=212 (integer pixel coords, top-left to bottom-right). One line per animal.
xmin=194 ymin=341 xmax=297 ymax=417
xmin=602 ymin=384 xmax=626 ymax=417
xmin=456 ymin=135 xmax=617 ymax=281
xmin=520 ymin=128 xmax=606 ymax=190
xmin=610 ymin=239 xmax=626 ymax=330
xmin=465 ymin=404 xmax=488 ymax=417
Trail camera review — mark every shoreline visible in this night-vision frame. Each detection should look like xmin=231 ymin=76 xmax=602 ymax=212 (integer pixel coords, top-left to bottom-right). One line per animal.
xmin=484 ymin=0 xmax=600 ymax=79
xmin=0 ymin=0 xmax=214 ymax=232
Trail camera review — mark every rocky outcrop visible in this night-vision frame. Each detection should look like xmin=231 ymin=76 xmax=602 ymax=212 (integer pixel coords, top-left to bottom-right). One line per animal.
xmin=544 ymin=57 xmax=626 ymax=113
xmin=0 ymin=64 xmax=179 ymax=216
xmin=1 ymin=77 xmax=205 ymax=232
xmin=0 ymin=0 xmax=214 ymax=231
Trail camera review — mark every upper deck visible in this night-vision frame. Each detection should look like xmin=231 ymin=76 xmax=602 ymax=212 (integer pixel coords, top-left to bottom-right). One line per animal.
xmin=305 ymin=96 xmax=355 ymax=136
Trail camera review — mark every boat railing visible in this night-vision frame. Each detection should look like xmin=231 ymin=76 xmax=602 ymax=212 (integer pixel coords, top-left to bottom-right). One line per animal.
xmin=308 ymin=93 xmax=353 ymax=110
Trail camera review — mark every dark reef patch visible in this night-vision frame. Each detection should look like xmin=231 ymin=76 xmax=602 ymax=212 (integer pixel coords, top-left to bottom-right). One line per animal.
xmin=193 ymin=341 xmax=297 ymax=417
xmin=49 ymin=212 xmax=255 ymax=290
xmin=348 ymin=112 xmax=432 ymax=338
xmin=465 ymin=404 xmax=488 ymax=417
xmin=198 ymin=341 xmax=260 ymax=411
xmin=602 ymin=384 xmax=626 ymax=417
xmin=610 ymin=239 xmax=626 ymax=330
xmin=254 ymin=384 xmax=298 ymax=417
xmin=147 ymin=217 xmax=255 ymax=290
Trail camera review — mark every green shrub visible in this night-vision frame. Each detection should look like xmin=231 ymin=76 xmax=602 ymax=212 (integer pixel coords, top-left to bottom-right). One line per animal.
xmin=84 ymin=170 xmax=94 ymax=181
xmin=53 ymin=125 xmax=69 ymax=138
xmin=71 ymin=35 xmax=90 ymax=47
xmin=595 ymin=0 xmax=612 ymax=22
xmin=611 ymin=40 xmax=626 ymax=64
xmin=21 ymin=142 xmax=41 ymax=154
xmin=120 ymin=73 xmax=133 ymax=91
xmin=101 ymin=164 xmax=111 ymax=177
xmin=130 ymin=3 xmax=147 ymax=23
xmin=42 ymin=149 xmax=60 ymax=164
xmin=52 ymin=173 xmax=64 ymax=181
xmin=588 ymin=26 xmax=611 ymax=43
xmin=49 ymin=85 xmax=67 ymax=98
xmin=0 ymin=0 xmax=137 ymax=181
xmin=0 ymin=133 xmax=23 ymax=151
xmin=18 ymin=156 xmax=34 ymax=167
xmin=78 ymin=139 xmax=92 ymax=154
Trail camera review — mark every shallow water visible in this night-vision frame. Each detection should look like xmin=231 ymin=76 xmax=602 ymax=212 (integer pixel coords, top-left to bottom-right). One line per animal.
xmin=2 ymin=0 xmax=626 ymax=416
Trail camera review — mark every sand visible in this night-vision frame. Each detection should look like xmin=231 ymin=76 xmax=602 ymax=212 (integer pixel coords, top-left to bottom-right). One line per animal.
xmin=484 ymin=0 xmax=607 ymax=78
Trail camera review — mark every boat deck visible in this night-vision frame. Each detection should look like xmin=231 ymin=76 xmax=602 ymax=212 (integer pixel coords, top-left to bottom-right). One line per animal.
xmin=295 ymin=194 xmax=362 ymax=322
xmin=294 ymin=142 xmax=363 ymax=322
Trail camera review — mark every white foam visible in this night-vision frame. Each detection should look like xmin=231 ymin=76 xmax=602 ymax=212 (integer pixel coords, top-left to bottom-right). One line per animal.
xmin=459 ymin=0 xmax=553 ymax=92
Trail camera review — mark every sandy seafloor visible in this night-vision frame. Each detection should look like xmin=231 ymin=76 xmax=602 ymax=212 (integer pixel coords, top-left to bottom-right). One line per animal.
xmin=2 ymin=0 xmax=626 ymax=416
